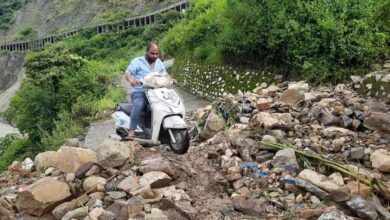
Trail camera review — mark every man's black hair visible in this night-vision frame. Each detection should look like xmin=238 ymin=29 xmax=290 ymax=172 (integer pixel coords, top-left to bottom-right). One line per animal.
xmin=146 ymin=40 xmax=159 ymax=51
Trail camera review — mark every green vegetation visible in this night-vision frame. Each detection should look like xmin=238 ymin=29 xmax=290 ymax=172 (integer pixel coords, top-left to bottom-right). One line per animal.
xmin=0 ymin=0 xmax=23 ymax=30
xmin=162 ymin=0 xmax=389 ymax=83
xmin=18 ymin=27 xmax=38 ymax=41
xmin=0 ymin=10 xmax=181 ymax=171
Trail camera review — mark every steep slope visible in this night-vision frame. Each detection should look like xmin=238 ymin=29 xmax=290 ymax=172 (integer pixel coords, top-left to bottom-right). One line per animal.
xmin=0 ymin=0 xmax=177 ymax=42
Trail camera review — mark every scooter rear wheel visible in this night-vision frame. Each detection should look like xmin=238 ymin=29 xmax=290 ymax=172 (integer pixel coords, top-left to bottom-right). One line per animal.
xmin=168 ymin=129 xmax=190 ymax=154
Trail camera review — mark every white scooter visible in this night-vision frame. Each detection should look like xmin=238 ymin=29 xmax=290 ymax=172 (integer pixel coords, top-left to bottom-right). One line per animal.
xmin=112 ymin=72 xmax=190 ymax=154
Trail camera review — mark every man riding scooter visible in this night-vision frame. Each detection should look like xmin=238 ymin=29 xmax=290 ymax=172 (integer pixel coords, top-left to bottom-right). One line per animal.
xmin=124 ymin=41 xmax=165 ymax=140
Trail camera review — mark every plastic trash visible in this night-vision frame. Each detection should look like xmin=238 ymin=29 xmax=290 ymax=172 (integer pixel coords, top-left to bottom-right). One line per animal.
xmin=240 ymin=163 xmax=266 ymax=177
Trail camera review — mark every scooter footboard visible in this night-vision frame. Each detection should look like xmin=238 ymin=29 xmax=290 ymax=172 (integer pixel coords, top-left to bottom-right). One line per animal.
xmin=163 ymin=115 xmax=187 ymax=129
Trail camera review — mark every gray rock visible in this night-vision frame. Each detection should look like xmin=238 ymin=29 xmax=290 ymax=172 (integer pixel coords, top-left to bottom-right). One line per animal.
xmin=107 ymin=191 xmax=127 ymax=200
xmin=138 ymin=154 xmax=179 ymax=177
xmin=262 ymin=135 xmax=277 ymax=143
xmin=330 ymin=188 xmax=350 ymax=202
xmin=106 ymin=200 xmax=129 ymax=220
xmin=61 ymin=207 xmax=88 ymax=220
xmin=145 ymin=208 xmax=168 ymax=220
xmin=350 ymin=147 xmax=365 ymax=160
xmin=255 ymin=152 xmax=274 ymax=163
xmin=139 ymin=171 xmax=171 ymax=188
xmin=199 ymin=112 xmax=225 ymax=140
xmin=271 ymin=148 xmax=299 ymax=170
xmin=364 ymin=112 xmax=390 ymax=139
xmin=96 ymin=139 xmax=132 ymax=168
xmin=233 ymin=197 xmax=266 ymax=217
xmin=52 ymin=194 xmax=89 ymax=219
xmin=232 ymin=138 xmax=256 ymax=162
xmin=345 ymin=196 xmax=378 ymax=220
xmin=294 ymin=178 xmax=329 ymax=199
xmin=371 ymin=195 xmax=390 ymax=220
xmin=318 ymin=206 xmax=353 ymax=220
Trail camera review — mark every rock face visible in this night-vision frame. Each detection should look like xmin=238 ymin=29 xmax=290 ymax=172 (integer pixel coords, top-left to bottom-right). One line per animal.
xmin=34 ymin=147 xmax=97 ymax=173
xmin=17 ymin=177 xmax=71 ymax=216
xmin=370 ymin=149 xmax=390 ymax=172
xmin=96 ymin=139 xmax=132 ymax=168
xmin=199 ymin=112 xmax=225 ymax=140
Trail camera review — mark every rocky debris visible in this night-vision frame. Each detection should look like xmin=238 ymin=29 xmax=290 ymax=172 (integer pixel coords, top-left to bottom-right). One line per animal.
xmin=96 ymin=138 xmax=133 ymax=168
xmin=2 ymin=80 xmax=390 ymax=219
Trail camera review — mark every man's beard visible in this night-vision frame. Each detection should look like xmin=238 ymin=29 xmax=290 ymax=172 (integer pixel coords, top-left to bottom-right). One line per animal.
xmin=145 ymin=54 xmax=157 ymax=63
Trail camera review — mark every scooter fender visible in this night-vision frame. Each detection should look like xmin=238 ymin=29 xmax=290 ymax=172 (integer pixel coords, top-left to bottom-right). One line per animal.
xmin=162 ymin=115 xmax=187 ymax=129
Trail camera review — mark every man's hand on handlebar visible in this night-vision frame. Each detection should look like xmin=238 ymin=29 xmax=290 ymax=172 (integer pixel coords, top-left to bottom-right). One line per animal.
xmin=130 ymin=79 xmax=139 ymax=87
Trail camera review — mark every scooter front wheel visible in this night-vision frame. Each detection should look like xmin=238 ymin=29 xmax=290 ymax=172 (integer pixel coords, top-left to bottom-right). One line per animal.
xmin=167 ymin=129 xmax=190 ymax=154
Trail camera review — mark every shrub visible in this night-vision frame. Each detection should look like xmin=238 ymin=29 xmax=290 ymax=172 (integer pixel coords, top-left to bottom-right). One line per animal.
xmin=0 ymin=137 xmax=33 ymax=172
xmin=163 ymin=0 xmax=389 ymax=82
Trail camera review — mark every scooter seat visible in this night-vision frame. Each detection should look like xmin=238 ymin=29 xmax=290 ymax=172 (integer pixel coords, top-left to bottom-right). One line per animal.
xmin=115 ymin=102 xmax=151 ymax=117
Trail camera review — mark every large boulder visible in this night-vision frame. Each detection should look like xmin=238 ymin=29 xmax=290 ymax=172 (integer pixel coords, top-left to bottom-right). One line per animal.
xmin=199 ymin=112 xmax=225 ymax=140
xmin=96 ymin=139 xmax=133 ymax=168
xmin=34 ymin=147 xmax=97 ymax=173
xmin=34 ymin=151 xmax=60 ymax=170
xmin=57 ymin=146 xmax=97 ymax=173
xmin=17 ymin=177 xmax=71 ymax=216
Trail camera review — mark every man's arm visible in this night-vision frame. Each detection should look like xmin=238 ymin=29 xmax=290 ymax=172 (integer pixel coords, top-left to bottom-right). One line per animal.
xmin=124 ymin=71 xmax=139 ymax=87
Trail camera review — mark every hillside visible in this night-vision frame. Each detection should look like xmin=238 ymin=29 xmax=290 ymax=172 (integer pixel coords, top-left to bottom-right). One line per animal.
xmin=0 ymin=0 xmax=177 ymax=43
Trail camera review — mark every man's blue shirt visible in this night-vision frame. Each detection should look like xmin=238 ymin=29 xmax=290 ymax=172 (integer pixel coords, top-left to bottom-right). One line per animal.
xmin=125 ymin=56 xmax=166 ymax=93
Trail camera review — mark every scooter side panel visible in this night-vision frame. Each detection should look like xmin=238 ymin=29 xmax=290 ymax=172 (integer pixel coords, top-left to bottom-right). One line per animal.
xmin=147 ymin=88 xmax=186 ymax=142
